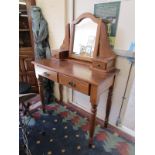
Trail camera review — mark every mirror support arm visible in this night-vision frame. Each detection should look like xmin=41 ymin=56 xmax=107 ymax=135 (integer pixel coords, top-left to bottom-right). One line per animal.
xmin=52 ymin=23 xmax=70 ymax=60
xmin=52 ymin=49 xmax=69 ymax=59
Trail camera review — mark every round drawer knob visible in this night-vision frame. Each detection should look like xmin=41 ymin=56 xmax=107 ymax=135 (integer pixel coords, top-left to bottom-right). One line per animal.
xmin=44 ymin=72 xmax=50 ymax=76
xmin=68 ymin=81 xmax=76 ymax=87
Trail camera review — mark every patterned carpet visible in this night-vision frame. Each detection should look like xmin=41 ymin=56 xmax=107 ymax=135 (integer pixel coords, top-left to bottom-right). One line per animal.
xmin=19 ymin=97 xmax=135 ymax=155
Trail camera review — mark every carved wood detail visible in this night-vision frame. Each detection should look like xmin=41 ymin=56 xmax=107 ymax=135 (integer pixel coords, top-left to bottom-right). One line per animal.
xmin=60 ymin=23 xmax=70 ymax=50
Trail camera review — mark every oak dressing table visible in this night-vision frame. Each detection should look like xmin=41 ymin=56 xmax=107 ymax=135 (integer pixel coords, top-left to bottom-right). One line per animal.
xmin=32 ymin=13 xmax=119 ymax=146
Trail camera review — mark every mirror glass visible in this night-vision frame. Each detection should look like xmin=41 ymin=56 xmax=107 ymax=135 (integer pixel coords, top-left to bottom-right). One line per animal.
xmin=73 ymin=18 xmax=98 ymax=57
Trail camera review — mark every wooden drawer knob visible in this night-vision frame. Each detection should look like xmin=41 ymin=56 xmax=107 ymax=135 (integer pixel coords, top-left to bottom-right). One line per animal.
xmin=68 ymin=81 xmax=76 ymax=87
xmin=68 ymin=81 xmax=72 ymax=86
xmin=72 ymin=83 xmax=76 ymax=87
xmin=44 ymin=72 xmax=50 ymax=77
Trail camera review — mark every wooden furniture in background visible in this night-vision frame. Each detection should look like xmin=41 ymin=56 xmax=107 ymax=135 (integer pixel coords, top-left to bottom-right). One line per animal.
xmin=32 ymin=13 xmax=119 ymax=146
xmin=19 ymin=0 xmax=38 ymax=92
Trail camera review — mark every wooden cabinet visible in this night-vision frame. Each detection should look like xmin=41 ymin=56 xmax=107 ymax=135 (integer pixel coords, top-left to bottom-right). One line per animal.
xmin=19 ymin=1 xmax=31 ymax=48
xmin=19 ymin=0 xmax=38 ymax=92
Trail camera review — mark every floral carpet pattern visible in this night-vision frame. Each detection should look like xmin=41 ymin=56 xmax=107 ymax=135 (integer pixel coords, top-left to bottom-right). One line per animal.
xmin=19 ymin=102 xmax=135 ymax=155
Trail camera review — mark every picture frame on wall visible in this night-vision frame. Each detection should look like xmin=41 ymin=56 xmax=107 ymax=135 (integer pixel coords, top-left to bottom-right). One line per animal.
xmin=94 ymin=1 xmax=121 ymax=48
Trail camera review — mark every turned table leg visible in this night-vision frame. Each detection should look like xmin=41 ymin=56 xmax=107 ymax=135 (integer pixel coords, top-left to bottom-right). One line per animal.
xmin=104 ymin=76 xmax=115 ymax=127
xmin=59 ymin=84 xmax=63 ymax=103
xmin=37 ymin=76 xmax=46 ymax=113
xmin=89 ymin=104 xmax=97 ymax=147
xmin=89 ymin=85 xmax=99 ymax=147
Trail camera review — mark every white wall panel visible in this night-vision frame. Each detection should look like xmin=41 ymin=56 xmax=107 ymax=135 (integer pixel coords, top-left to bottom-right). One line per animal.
xmin=122 ymin=80 xmax=135 ymax=130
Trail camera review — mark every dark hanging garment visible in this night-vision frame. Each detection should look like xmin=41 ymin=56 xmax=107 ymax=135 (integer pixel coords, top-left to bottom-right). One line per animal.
xmin=31 ymin=6 xmax=54 ymax=104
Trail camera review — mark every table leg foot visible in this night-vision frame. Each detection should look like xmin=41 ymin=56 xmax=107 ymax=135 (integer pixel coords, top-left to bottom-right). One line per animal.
xmin=89 ymin=104 xmax=97 ymax=147
xmin=42 ymin=108 xmax=46 ymax=113
xmin=104 ymin=76 xmax=115 ymax=129
xmin=37 ymin=76 xmax=46 ymax=113
xmin=88 ymin=138 xmax=93 ymax=148
xmin=104 ymin=120 xmax=108 ymax=128
xmin=59 ymin=84 xmax=63 ymax=104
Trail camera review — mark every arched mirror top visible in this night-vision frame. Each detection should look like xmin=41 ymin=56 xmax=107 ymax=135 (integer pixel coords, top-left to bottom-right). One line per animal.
xmin=72 ymin=12 xmax=101 ymax=25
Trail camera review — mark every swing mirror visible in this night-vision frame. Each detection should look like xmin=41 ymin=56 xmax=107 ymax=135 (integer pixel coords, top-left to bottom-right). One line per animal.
xmin=69 ymin=13 xmax=101 ymax=61
xmin=73 ymin=18 xmax=97 ymax=57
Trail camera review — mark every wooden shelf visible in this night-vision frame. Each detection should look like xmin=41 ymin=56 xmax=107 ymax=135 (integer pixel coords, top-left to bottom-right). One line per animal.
xmin=19 ymin=9 xmax=27 ymax=12
xmin=19 ymin=29 xmax=30 ymax=32
xmin=19 ymin=47 xmax=32 ymax=50
xmin=19 ymin=47 xmax=33 ymax=55
xmin=19 ymin=14 xmax=28 ymax=18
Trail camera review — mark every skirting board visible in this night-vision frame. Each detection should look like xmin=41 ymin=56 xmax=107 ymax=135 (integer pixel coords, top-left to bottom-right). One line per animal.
xmin=116 ymin=125 xmax=135 ymax=137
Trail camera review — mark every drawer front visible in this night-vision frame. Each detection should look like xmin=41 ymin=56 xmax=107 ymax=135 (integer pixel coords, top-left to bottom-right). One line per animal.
xmin=92 ymin=61 xmax=106 ymax=70
xmin=107 ymin=60 xmax=115 ymax=69
xmin=59 ymin=74 xmax=89 ymax=95
xmin=35 ymin=66 xmax=58 ymax=82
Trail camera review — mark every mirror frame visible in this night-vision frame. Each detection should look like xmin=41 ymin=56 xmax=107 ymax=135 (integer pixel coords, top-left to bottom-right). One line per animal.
xmin=69 ymin=13 xmax=102 ymax=62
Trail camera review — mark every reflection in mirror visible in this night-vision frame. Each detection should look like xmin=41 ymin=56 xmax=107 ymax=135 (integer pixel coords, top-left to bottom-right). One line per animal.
xmin=73 ymin=18 xmax=97 ymax=57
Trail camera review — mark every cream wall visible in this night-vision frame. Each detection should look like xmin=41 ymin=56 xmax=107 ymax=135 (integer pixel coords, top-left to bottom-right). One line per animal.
xmin=115 ymin=0 xmax=135 ymax=50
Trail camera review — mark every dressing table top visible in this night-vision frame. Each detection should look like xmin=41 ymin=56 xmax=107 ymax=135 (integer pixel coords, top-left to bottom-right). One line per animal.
xmin=33 ymin=57 xmax=118 ymax=86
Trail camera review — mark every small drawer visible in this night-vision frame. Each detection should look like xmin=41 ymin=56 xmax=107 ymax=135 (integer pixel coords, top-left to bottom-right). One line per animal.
xmin=59 ymin=74 xmax=89 ymax=95
xmin=35 ymin=66 xmax=58 ymax=82
xmin=92 ymin=61 xmax=106 ymax=70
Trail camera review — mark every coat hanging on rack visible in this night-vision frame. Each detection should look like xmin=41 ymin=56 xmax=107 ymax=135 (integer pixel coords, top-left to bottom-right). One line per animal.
xmin=31 ymin=6 xmax=54 ymax=104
